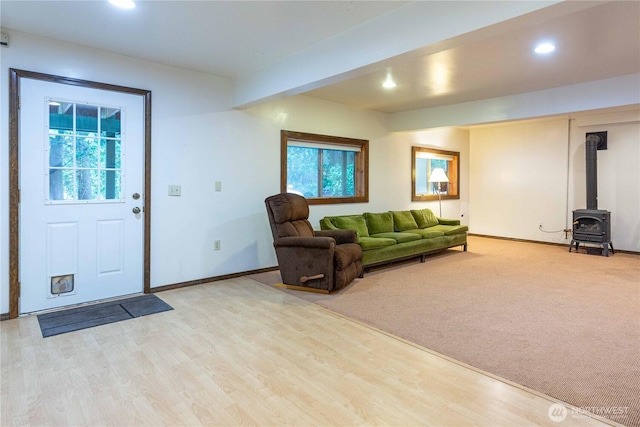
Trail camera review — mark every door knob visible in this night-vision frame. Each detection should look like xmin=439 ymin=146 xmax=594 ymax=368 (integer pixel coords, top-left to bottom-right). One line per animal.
xmin=132 ymin=207 xmax=141 ymax=214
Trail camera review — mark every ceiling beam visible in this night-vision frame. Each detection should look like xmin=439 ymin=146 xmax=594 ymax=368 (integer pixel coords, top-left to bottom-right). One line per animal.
xmin=388 ymin=73 xmax=640 ymax=131
xmin=231 ymin=1 xmax=565 ymax=110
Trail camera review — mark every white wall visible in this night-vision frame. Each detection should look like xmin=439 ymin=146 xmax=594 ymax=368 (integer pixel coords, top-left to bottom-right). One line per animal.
xmin=382 ymin=127 xmax=470 ymax=225
xmin=0 ymin=31 xmax=235 ymax=312
xmin=245 ymin=101 xmax=471 ymax=227
xmin=0 ymin=31 xmax=413 ymax=313
xmin=244 ymin=95 xmax=387 ymax=223
xmin=469 ymin=112 xmax=640 ymax=251
xmin=569 ymin=111 xmax=640 ymax=252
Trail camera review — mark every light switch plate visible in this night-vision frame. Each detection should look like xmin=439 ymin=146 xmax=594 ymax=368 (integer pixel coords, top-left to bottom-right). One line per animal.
xmin=215 ymin=181 xmax=222 ymax=192
xmin=168 ymin=185 xmax=181 ymax=196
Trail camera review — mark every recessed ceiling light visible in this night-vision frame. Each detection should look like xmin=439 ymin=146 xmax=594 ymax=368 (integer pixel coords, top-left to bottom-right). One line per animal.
xmin=382 ymin=74 xmax=396 ymax=89
xmin=534 ymin=42 xmax=556 ymax=54
xmin=109 ymin=0 xmax=135 ymax=9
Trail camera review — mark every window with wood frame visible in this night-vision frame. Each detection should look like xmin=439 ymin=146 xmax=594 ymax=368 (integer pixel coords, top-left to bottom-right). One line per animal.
xmin=281 ymin=130 xmax=368 ymax=205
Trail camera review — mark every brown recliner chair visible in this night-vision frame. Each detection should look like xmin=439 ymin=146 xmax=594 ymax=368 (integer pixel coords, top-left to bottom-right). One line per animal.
xmin=265 ymin=193 xmax=363 ymax=293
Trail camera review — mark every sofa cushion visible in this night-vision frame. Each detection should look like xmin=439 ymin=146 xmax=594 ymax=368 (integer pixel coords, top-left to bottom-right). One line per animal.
xmin=403 ymin=229 xmax=446 ymax=239
xmin=357 ymin=236 xmax=397 ymax=251
xmin=370 ymin=232 xmax=422 ymax=244
xmin=392 ymin=211 xmax=419 ymax=231
xmin=411 ymin=208 xmax=439 ymax=228
xmin=427 ymin=224 xmax=469 ymax=235
xmin=364 ymin=212 xmax=394 ymax=235
xmin=333 ymin=215 xmax=369 ymax=237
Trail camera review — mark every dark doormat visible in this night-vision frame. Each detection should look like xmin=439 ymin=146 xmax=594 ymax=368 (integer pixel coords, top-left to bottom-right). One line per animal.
xmin=37 ymin=294 xmax=173 ymax=338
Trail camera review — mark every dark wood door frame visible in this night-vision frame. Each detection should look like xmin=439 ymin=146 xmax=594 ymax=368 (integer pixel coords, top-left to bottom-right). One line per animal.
xmin=8 ymin=68 xmax=152 ymax=319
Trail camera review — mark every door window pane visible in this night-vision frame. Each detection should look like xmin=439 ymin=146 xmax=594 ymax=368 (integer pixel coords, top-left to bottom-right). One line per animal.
xmin=76 ymin=104 xmax=98 ymax=136
xmin=47 ymin=100 xmax=124 ymax=203
xmin=77 ymin=169 xmax=99 ymax=200
xmin=101 ymin=107 xmax=121 ymax=136
xmin=100 ymin=170 xmax=121 ymax=200
xmin=49 ymin=102 xmax=74 ymax=131
xmin=76 ymin=136 xmax=99 ymax=169
xmin=100 ymin=139 xmax=121 ymax=169
xmin=49 ymin=169 xmax=75 ymax=201
xmin=49 ymin=133 xmax=74 ymax=167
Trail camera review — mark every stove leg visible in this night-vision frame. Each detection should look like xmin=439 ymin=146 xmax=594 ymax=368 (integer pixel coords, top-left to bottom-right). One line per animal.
xmin=609 ymin=242 xmax=615 ymax=255
xmin=603 ymin=244 xmax=609 ymax=257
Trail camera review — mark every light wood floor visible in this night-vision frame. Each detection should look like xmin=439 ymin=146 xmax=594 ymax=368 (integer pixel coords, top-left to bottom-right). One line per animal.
xmin=1 ymin=277 xmax=615 ymax=426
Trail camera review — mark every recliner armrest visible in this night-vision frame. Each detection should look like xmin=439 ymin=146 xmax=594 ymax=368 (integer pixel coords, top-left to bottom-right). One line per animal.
xmin=314 ymin=229 xmax=357 ymax=244
xmin=273 ymin=236 xmax=335 ymax=249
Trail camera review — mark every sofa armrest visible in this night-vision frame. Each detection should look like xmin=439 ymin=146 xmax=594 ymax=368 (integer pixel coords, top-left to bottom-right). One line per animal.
xmin=319 ymin=218 xmax=338 ymax=230
xmin=314 ymin=229 xmax=357 ymax=244
xmin=438 ymin=218 xmax=461 ymax=226
xmin=273 ymin=236 xmax=335 ymax=250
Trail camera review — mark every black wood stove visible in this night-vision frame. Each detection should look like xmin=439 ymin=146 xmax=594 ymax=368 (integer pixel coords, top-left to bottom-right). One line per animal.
xmin=570 ymin=132 xmax=614 ymax=256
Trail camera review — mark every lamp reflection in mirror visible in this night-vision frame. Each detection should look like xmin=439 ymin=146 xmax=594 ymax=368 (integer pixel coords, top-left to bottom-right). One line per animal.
xmin=428 ymin=168 xmax=449 ymax=217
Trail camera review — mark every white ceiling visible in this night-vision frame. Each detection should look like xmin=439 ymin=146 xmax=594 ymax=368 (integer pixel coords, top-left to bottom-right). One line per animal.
xmin=2 ymin=1 xmax=639 ymax=114
xmin=0 ymin=0 xmax=408 ymax=77
xmin=308 ymin=1 xmax=640 ymax=113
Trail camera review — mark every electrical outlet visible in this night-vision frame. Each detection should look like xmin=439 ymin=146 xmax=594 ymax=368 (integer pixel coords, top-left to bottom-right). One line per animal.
xmin=168 ymin=185 xmax=181 ymax=196
xmin=214 ymin=240 xmax=221 ymax=251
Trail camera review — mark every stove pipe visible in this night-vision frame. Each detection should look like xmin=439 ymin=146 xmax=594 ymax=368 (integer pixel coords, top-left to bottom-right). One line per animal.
xmin=585 ymin=134 xmax=600 ymax=210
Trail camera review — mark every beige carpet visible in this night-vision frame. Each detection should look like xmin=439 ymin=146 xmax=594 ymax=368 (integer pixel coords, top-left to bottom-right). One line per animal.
xmin=248 ymin=236 xmax=640 ymax=426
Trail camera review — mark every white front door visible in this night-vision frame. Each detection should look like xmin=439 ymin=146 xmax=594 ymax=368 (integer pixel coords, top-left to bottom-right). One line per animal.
xmin=19 ymin=79 xmax=144 ymax=314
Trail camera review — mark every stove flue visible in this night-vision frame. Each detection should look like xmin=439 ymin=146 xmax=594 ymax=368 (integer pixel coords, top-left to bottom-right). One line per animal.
xmin=570 ymin=131 xmax=614 ymax=256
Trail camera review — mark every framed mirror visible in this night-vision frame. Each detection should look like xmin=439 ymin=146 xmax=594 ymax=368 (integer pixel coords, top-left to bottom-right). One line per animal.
xmin=412 ymin=146 xmax=459 ymax=202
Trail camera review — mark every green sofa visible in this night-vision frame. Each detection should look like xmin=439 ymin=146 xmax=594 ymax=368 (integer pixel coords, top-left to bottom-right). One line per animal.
xmin=320 ymin=208 xmax=467 ymax=270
